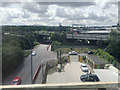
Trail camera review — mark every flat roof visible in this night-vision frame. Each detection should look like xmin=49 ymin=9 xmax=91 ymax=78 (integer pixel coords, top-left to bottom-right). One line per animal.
xmin=82 ymin=30 xmax=111 ymax=34
xmin=87 ymin=55 xmax=108 ymax=64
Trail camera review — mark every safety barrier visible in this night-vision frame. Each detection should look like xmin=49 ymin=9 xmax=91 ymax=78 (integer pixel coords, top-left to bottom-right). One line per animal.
xmin=32 ymin=65 xmax=41 ymax=83
xmin=32 ymin=56 xmax=68 ymax=84
xmin=1 ymin=82 xmax=119 ymax=89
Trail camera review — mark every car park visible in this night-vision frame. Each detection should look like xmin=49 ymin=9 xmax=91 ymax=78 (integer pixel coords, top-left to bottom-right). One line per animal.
xmin=80 ymin=74 xmax=100 ymax=82
xmin=80 ymin=64 xmax=89 ymax=72
xmin=10 ymin=77 xmax=21 ymax=85
xmin=68 ymin=51 xmax=78 ymax=55
xmin=32 ymin=51 xmax=36 ymax=56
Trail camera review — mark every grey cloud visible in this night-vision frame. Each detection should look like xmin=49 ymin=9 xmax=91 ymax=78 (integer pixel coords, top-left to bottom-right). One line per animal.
xmin=22 ymin=2 xmax=49 ymax=19
xmin=38 ymin=13 xmax=50 ymax=18
xmin=68 ymin=13 xmax=84 ymax=20
xmin=1 ymin=1 xmax=117 ymax=25
xmin=9 ymin=14 xmax=20 ymax=18
xmin=103 ymin=2 xmax=118 ymax=9
xmin=55 ymin=7 xmax=84 ymax=20
xmin=55 ymin=7 xmax=109 ymax=22
xmin=1 ymin=2 xmax=21 ymax=7
xmin=22 ymin=2 xmax=48 ymax=13
xmin=22 ymin=10 xmax=30 ymax=18
xmin=55 ymin=2 xmax=95 ymax=7
xmin=55 ymin=7 xmax=69 ymax=18
xmin=22 ymin=2 xmax=95 ymax=19
xmin=88 ymin=12 xmax=108 ymax=21
xmin=6 ymin=12 xmax=20 ymax=19
xmin=1 ymin=1 xmax=95 ymax=8
xmin=38 ymin=2 xmax=95 ymax=7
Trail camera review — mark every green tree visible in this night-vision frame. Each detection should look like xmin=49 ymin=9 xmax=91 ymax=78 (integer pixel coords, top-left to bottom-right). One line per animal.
xmin=51 ymin=33 xmax=66 ymax=43
xmin=52 ymin=41 xmax=61 ymax=46
xmin=2 ymin=36 xmax=24 ymax=78
xmin=2 ymin=44 xmax=24 ymax=78
xmin=106 ymin=30 xmax=119 ymax=60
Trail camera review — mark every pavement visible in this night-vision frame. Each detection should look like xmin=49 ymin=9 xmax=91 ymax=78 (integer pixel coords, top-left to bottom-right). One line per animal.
xmin=46 ymin=55 xmax=88 ymax=84
xmin=46 ymin=55 xmax=119 ymax=84
xmin=94 ymin=69 xmax=119 ymax=82
xmin=94 ymin=67 xmax=119 ymax=82
xmin=3 ymin=44 xmax=56 ymax=85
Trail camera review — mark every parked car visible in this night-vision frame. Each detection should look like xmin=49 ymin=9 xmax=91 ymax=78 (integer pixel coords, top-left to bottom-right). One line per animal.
xmin=10 ymin=77 xmax=21 ymax=85
xmin=68 ymin=51 xmax=78 ymax=55
xmin=32 ymin=51 xmax=36 ymax=56
xmin=80 ymin=74 xmax=100 ymax=82
xmin=80 ymin=64 xmax=89 ymax=72
xmin=88 ymin=51 xmax=94 ymax=54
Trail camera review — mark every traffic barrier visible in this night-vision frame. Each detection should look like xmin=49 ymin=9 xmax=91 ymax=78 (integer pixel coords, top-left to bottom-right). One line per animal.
xmin=32 ymin=65 xmax=41 ymax=83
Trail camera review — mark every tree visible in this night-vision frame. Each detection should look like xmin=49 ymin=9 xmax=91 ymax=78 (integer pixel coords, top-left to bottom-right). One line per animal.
xmin=50 ymin=33 xmax=66 ymax=43
xmin=106 ymin=29 xmax=119 ymax=60
xmin=52 ymin=41 xmax=61 ymax=46
xmin=51 ymin=33 xmax=61 ymax=42
xmin=2 ymin=43 xmax=24 ymax=78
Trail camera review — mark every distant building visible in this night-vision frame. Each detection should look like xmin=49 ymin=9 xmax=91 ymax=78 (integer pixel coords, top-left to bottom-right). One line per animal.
xmin=59 ymin=23 xmax=62 ymax=27
xmin=86 ymin=55 xmax=108 ymax=69
xmin=118 ymin=1 xmax=120 ymax=31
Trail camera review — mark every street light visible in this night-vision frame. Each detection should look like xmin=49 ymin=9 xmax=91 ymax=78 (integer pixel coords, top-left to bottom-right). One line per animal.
xmin=4 ymin=33 xmax=33 ymax=84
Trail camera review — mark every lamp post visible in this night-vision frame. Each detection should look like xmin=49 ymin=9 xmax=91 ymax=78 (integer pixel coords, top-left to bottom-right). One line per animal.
xmin=4 ymin=33 xmax=33 ymax=84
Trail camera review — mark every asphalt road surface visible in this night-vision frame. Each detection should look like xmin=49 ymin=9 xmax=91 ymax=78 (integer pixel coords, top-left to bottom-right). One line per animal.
xmin=46 ymin=56 xmax=89 ymax=84
xmin=3 ymin=44 xmax=56 ymax=85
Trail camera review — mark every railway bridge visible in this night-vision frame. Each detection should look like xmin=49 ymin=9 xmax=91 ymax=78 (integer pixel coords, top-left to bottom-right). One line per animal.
xmin=67 ymin=30 xmax=120 ymax=41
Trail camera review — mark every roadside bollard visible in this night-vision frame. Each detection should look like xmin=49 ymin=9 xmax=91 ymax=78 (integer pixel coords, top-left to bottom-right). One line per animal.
xmin=67 ymin=55 xmax=70 ymax=62
xmin=80 ymin=56 xmax=83 ymax=62
xmin=78 ymin=55 xmax=80 ymax=62
xmin=78 ymin=55 xmax=82 ymax=62
xmin=57 ymin=64 xmax=61 ymax=72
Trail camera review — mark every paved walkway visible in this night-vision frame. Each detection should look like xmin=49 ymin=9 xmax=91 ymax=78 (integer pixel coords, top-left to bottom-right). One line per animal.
xmin=46 ymin=55 xmax=119 ymax=84
xmin=46 ymin=56 xmax=86 ymax=84
xmin=94 ymin=69 xmax=119 ymax=82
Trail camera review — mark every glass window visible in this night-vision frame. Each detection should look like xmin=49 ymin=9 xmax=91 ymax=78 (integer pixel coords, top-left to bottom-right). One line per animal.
xmin=11 ymin=81 xmax=18 ymax=85
xmin=82 ymin=65 xmax=87 ymax=67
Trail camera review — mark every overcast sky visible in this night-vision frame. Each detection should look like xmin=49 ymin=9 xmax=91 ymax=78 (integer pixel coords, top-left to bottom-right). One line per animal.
xmin=0 ymin=0 xmax=119 ymax=26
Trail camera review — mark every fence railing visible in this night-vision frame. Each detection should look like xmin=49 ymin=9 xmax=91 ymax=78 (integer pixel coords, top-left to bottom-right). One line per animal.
xmin=0 ymin=82 xmax=119 ymax=89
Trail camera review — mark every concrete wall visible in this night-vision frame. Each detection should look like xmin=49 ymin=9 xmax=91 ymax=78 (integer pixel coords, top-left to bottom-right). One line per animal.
xmin=38 ymin=56 xmax=68 ymax=84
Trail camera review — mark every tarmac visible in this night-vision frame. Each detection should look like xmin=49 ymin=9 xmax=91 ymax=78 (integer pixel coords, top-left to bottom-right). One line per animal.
xmin=46 ymin=55 xmax=87 ymax=84
xmin=46 ymin=55 xmax=119 ymax=84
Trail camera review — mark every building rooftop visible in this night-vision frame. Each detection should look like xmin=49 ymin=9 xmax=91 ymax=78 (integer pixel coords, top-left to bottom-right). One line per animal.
xmin=82 ymin=30 xmax=111 ymax=34
xmin=87 ymin=55 xmax=108 ymax=64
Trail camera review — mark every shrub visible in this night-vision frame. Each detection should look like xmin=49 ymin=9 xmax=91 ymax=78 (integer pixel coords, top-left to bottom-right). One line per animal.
xmin=70 ymin=47 xmax=73 ymax=50
xmin=52 ymin=41 xmax=61 ymax=46
xmin=24 ymin=50 xmax=30 ymax=57
xmin=94 ymin=49 xmax=117 ymax=66
xmin=2 ymin=44 xmax=24 ymax=78
xmin=34 ymin=41 xmax=40 ymax=45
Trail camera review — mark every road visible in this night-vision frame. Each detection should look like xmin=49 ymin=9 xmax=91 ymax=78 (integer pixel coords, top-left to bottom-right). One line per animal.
xmin=3 ymin=44 xmax=56 ymax=85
